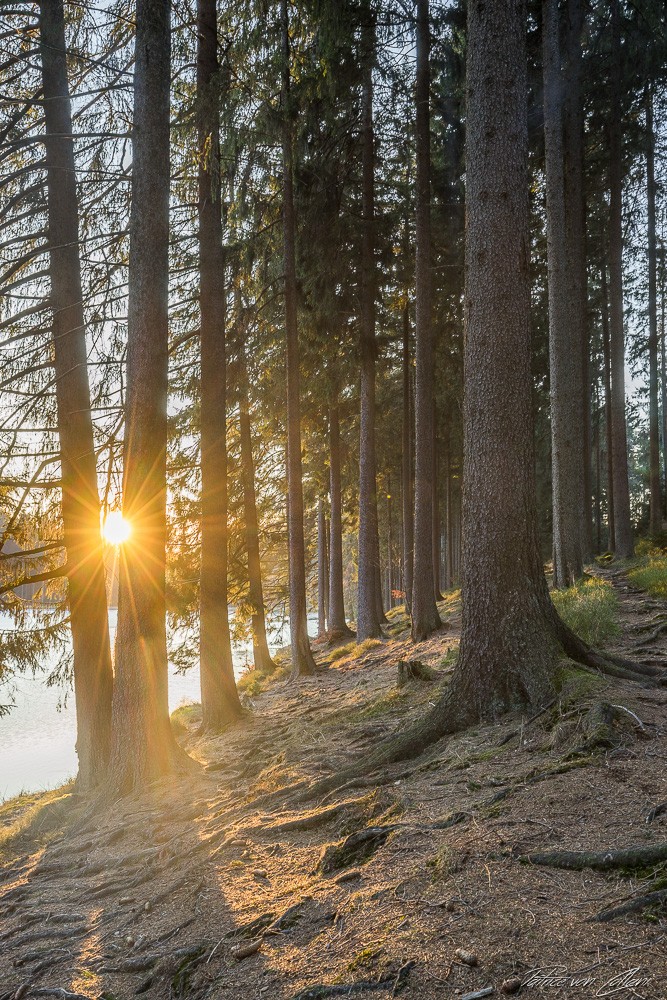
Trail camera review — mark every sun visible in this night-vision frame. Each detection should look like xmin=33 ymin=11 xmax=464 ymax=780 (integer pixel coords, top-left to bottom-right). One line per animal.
xmin=102 ymin=510 xmax=132 ymax=545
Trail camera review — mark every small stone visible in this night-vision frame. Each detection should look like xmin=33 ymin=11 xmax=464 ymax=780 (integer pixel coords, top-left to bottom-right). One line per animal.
xmin=455 ymin=948 xmax=478 ymax=967
xmin=144 ymin=902 xmax=152 ymax=912
xmin=125 ymin=936 xmax=134 ymax=947
xmin=445 ymin=899 xmax=457 ymax=912
xmin=253 ymin=868 xmax=269 ymax=879
xmin=501 ymin=979 xmax=522 ymax=995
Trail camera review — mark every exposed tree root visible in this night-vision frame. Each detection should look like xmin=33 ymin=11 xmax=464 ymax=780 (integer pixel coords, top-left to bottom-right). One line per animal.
xmin=264 ymin=797 xmax=369 ymax=834
xmin=593 ymin=887 xmax=667 ymax=921
xmin=289 ymin=961 xmax=414 ymax=999
xmin=317 ymin=826 xmax=396 ymax=874
xmin=521 ymin=841 xmax=667 ymax=871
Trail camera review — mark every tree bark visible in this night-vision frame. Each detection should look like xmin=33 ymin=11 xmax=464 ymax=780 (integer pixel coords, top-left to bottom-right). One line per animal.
xmin=601 ymin=261 xmax=615 ymax=548
xmin=357 ymin=7 xmax=384 ymax=641
xmin=563 ymin=0 xmax=592 ymax=561
xmin=197 ymin=0 xmax=242 ymax=730
xmin=39 ymin=0 xmax=113 ymax=792
xmin=608 ymin=0 xmax=634 ymax=557
xmin=401 ymin=305 xmax=414 ymax=613
xmin=286 ymin=0 xmax=657 ymax=802
xmin=411 ymin=0 xmax=441 ymax=641
xmin=432 ymin=400 xmax=443 ymax=601
xmin=239 ymin=338 xmax=276 ymax=674
xmin=646 ymin=85 xmax=661 ymax=536
xmin=108 ymin=0 xmax=185 ymax=794
xmin=282 ymin=0 xmax=318 ymax=676
xmin=328 ymin=404 xmax=353 ymax=639
xmin=317 ymin=497 xmax=327 ymax=637
xmin=543 ymin=0 xmax=583 ymax=587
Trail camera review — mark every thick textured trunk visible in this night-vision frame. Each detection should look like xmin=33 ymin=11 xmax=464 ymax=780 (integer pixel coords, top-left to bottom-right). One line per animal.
xmin=109 ymin=0 xmax=185 ymax=794
xmin=282 ymin=0 xmax=318 ymax=677
xmin=543 ymin=0 xmax=583 ymax=587
xmin=401 ymin=306 xmax=414 ymax=613
xmin=197 ymin=0 xmax=242 ymax=730
xmin=601 ymin=262 xmax=615 ymax=548
xmin=357 ymin=12 xmax=384 ymax=641
xmin=563 ymin=0 xmax=592 ymax=561
xmin=239 ymin=343 xmax=276 ymax=674
xmin=646 ymin=86 xmax=661 ymax=536
xmin=317 ymin=498 xmax=328 ymax=637
xmin=411 ymin=0 xmax=441 ymax=641
xmin=608 ymin=0 xmax=634 ymax=558
xmin=39 ymin=0 xmax=113 ymax=792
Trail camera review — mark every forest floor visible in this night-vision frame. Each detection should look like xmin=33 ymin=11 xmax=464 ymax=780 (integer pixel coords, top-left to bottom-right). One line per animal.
xmin=1 ymin=566 xmax=667 ymax=1000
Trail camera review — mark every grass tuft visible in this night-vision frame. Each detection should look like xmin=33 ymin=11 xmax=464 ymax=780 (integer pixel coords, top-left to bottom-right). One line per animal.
xmin=627 ymin=555 xmax=667 ymax=600
xmin=552 ymin=576 xmax=619 ymax=646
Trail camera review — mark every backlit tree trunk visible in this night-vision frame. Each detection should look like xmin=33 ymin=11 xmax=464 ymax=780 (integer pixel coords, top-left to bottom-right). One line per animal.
xmin=357 ymin=8 xmax=384 ymax=641
xmin=108 ymin=0 xmax=185 ymax=793
xmin=543 ymin=0 xmax=583 ymax=587
xmin=39 ymin=0 xmax=113 ymax=792
xmin=282 ymin=0 xmax=318 ymax=676
xmin=317 ymin=498 xmax=328 ymax=637
xmin=239 ymin=339 xmax=276 ymax=673
xmin=401 ymin=305 xmax=414 ymax=614
xmin=646 ymin=85 xmax=661 ymax=536
xmin=197 ymin=0 xmax=242 ymax=730
xmin=601 ymin=261 xmax=615 ymax=548
xmin=328 ymin=404 xmax=353 ymax=639
xmin=563 ymin=0 xmax=592 ymax=560
xmin=608 ymin=0 xmax=634 ymax=557
xmin=411 ymin=0 xmax=441 ymax=640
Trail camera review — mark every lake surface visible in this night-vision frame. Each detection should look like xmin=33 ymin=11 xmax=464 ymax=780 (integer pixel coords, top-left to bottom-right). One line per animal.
xmin=0 ymin=610 xmax=317 ymax=802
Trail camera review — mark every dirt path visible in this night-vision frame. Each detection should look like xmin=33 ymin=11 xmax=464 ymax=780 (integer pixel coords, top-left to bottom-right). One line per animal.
xmin=1 ymin=588 xmax=667 ymax=1000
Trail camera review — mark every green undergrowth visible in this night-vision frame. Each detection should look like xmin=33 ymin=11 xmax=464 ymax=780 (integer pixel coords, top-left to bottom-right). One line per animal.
xmin=552 ymin=576 xmax=620 ymax=646
xmin=170 ymin=702 xmax=202 ymax=736
xmin=329 ymin=637 xmax=382 ymax=662
xmin=0 ymin=783 xmax=76 ymax=861
xmin=237 ymin=658 xmax=289 ymax=696
xmin=626 ymin=552 xmax=667 ymax=600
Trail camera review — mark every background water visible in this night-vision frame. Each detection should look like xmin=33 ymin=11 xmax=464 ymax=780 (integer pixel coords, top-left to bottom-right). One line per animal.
xmin=0 ymin=609 xmax=318 ymax=802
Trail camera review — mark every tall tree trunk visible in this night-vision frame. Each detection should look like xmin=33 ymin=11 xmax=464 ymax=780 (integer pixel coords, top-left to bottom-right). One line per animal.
xmin=317 ymin=498 xmax=327 ymax=637
xmin=564 ymin=0 xmax=592 ymax=561
xmin=39 ymin=0 xmax=113 ymax=792
xmin=357 ymin=8 xmax=384 ymax=641
xmin=328 ymin=404 xmax=353 ymax=639
xmin=282 ymin=0 xmax=318 ymax=676
xmin=646 ymin=85 xmax=661 ymax=536
xmin=543 ymin=0 xmax=583 ymax=587
xmin=197 ymin=0 xmax=242 ymax=730
xmin=401 ymin=304 xmax=414 ymax=613
xmin=432 ymin=400 xmax=443 ymax=601
xmin=608 ymin=0 xmax=634 ymax=558
xmin=386 ymin=476 xmax=393 ymax=608
xmin=239 ymin=340 xmax=276 ymax=674
xmin=298 ymin=0 xmax=643 ymax=782
xmin=601 ymin=261 xmax=615 ymax=548
xmin=411 ymin=0 xmax=441 ymax=640
xmin=661 ymin=249 xmax=667 ymax=517
xmin=108 ymin=0 xmax=184 ymax=793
